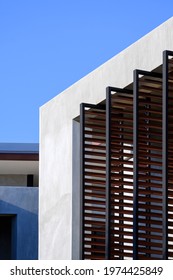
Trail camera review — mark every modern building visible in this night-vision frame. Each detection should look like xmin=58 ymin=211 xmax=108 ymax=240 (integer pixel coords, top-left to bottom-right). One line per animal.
xmin=0 ymin=143 xmax=39 ymax=260
xmin=39 ymin=17 xmax=173 ymax=260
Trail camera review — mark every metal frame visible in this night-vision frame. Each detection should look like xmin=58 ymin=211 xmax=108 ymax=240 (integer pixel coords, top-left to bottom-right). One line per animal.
xmin=80 ymin=102 xmax=106 ymax=259
xmin=133 ymin=69 xmax=162 ymax=259
xmin=162 ymin=50 xmax=173 ymax=259
xmin=106 ymin=86 xmax=133 ymax=259
xmin=106 ymin=87 xmax=111 ymax=259
xmin=133 ymin=69 xmax=139 ymax=260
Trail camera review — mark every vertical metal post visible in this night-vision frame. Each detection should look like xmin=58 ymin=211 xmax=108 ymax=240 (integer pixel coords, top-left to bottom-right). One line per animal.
xmin=80 ymin=103 xmax=85 ymax=259
xmin=106 ymin=87 xmax=111 ymax=259
xmin=133 ymin=70 xmax=139 ymax=260
xmin=162 ymin=51 xmax=169 ymax=260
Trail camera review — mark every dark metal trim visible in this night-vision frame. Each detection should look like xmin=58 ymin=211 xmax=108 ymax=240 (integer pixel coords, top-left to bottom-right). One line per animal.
xmin=107 ymin=86 xmax=133 ymax=94
xmin=81 ymin=103 xmax=105 ymax=110
xmin=134 ymin=69 xmax=162 ymax=78
xmin=133 ymin=69 xmax=139 ymax=260
xmin=105 ymin=87 xmax=111 ymax=259
xmin=80 ymin=103 xmax=85 ymax=260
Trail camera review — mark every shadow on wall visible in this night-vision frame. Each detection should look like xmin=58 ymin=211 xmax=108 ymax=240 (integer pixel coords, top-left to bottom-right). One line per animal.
xmin=0 ymin=188 xmax=38 ymax=260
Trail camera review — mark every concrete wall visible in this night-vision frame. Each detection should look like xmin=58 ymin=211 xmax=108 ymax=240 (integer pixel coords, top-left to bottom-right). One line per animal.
xmin=0 ymin=175 xmax=27 ymax=186
xmin=0 ymin=186 xmax=38 ymax=259
xmin=39 ymin=17 xmax=173 ymax=259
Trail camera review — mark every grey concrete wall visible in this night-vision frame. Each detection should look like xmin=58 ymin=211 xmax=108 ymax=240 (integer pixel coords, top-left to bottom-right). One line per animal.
xmin=39 ymin=17 xmax=173 ymax=259
xmin=0 ymin=175 xmax=27 ymax=186
xmin=0 ymin=186 xmax=38 ymax=259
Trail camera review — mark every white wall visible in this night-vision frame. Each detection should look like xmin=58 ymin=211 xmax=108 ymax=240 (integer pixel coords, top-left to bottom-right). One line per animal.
xmin=39 ymin=17 xmax=173 ymax=259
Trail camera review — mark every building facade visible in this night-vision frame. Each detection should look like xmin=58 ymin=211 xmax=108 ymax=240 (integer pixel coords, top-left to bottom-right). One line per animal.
xmin=39 ymin=17 xmax=173 ymax=260
xmin=0 ymin=143 xmax=39 ymax=260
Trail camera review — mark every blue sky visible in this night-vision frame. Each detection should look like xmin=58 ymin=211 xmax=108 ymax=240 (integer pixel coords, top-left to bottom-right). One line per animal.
xmin=0 ymin=0 xmax=173 ymax=143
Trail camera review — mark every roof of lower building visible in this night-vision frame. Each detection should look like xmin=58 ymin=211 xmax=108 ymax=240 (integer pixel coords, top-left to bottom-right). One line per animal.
xmin=0 ymin=143 xmax=39 ymax=154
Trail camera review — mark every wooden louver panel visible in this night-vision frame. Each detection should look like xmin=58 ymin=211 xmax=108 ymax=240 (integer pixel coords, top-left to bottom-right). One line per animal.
xmin=81 ymin=103 xmax=106 ymax=260
xmin=133 ymin=71 xmax=163 ymax=259
xmin=80 ymin=50 xmax=173 ymax=260
xmin=106 ymin=87 xmax=133 ymax=259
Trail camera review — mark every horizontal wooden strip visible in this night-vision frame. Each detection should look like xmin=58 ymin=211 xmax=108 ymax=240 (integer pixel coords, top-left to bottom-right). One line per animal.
xmin=111 ymin=201 xmax=133 ymax=208
xmin=84 ymin=241 xmax=105 ymax=247
xmin=84 ymin=186 xmax=106 ymax=192
xmin=111 ymin=159 xmax=133 ymax=165
xmin=84 ymin=198 xmax=105 ymax=205
xmin=137 ymin=203 xmax=162 ymax=211
xmin=84 ymin=143 xmax=106 ymax=150
xmin=139 ymin=116 xmax=162 ymax=122
xmin=84 ymin=158 xmax=106 ymax=164
xmin=111 ymin=166 xmax=133 ymax=173
xmin=84 ymin=123 xmax=105 ymax=130
xmin=85 ymin=110 xmax=105 ymax=116
xmin=83 ymin=220 xmax=105 ymax=226
xmin=137 ymin=247 xmax=162 ymax=255
xmin=138 ymin=109 xmax=162 ymax=115
xmin=84 ymin=137 xmax=106 ymax=144
xmin=111 ymin=237 xmax=133 ymax=243
xmin=137 ymin=182 xmax=162 ymax=188
xmin=111 ymin=131 xmax=133 ymax=137
xmin=138 ymin=189 xmax=162 ymax=196
xmin=138 ymin=240 xmax=162 ymax=248
xmin=84 ymin=195 xmax=105 ymax=201
xmin=138 ymin=175 xmax=162 ymax=181
xmin=110 ymin=115 xmax=133 ymax=122
xmin=138 ymin=168 xmax=163 ymax=175
xmin=84 ymin=171 xmax=106 ymax=179
xmin=111 ymin=230 xmax=133 ymax=237
xmin=84 ymin=132 xmax=105 ymax=138
xmin=138 ymin=219 xmax=163 ymax=226
xmin=111 ymin=139 xmax=133 ymax=145
xmin=111 ymin=194 xmax=133 ymax=201
xmin=111 ymin=181 xmax=133 ymax=187
xmin=138 ymin=143 xmax=162 ymax=150
xmin=84 ymin=236 xmax=105 ymax=242
xmin=83 ymin=256 xmax=105 ymax=260
xmin=84 ymin=206 xmax=105 ymax=212
xmin=111 ymin=173 xmax=133 ymax=180
xmin=84 ymin=213 xmax=105 ymax=219
xmin=111 ymin=152 xmax=133 ymax=158
xmin=84 ymin=248 xmax=105 ymax=254
xmin=110 ymin=251 xmax=133 ymax=258
xmin=110 ymin=187 xmax=133 ymax=194
xmin=111 ymin=145 xmax=133 ymax=151
xmin=110 ymin=244 xmax=133 ymax=251
xmin=85 ymin=151 xmax=106 ymax=157
xmin=110 ymin=216 xmax=133 ymax=222
xmin=138 ymin=211 xmax=162 ymax=218
xmin=84 ymin=179 xmax=106 ymax=186
xmin=84 ymin=226 xmax=105 ymax=233
xmin=138 ymin=225 xmax=162 ymax=233
xmin=137 ymin=197 xmax=162 ymax=204
xmin=137 ymin=233 xmax=162 ymax=240
xmin=137 ymin=255 xmax=162 ymax=260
